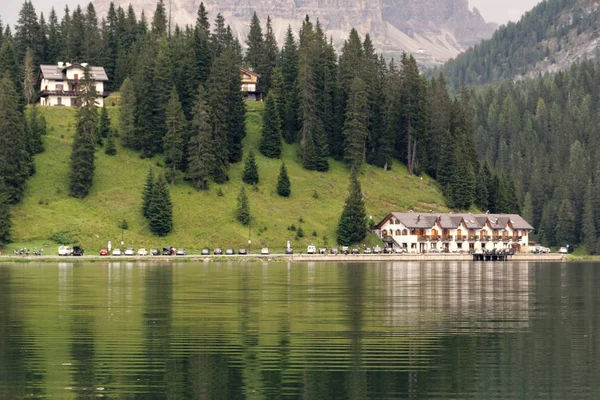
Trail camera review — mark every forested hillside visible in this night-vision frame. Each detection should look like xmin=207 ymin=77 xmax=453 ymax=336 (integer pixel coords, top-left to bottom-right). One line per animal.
xmin=471 ymin=60 xmax=600 ymax=252
xmin=437 ymin=0 xmax=600 ymax=87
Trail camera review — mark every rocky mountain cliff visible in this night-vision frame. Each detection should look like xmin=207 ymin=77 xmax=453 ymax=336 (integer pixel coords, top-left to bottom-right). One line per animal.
xmin=93 ymin=0 xmax=496 ymax=66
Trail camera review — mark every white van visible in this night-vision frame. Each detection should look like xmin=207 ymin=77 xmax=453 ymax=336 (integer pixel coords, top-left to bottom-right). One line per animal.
xmin=58 ymin=246 xmax=73 ymax=256
xmin=307 ymin=245 xmax=316 ymax=254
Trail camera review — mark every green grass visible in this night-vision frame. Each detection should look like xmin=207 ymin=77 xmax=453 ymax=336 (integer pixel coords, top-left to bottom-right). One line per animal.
xmin=6 ymin=101 xmax=448 ymax=254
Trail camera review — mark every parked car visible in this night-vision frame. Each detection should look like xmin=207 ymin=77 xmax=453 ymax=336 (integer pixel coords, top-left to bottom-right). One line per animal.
xmin=261 ymin=248 xmax=270 ymax=255
xmin=238 ymin=248 xmax=248 ymax=255
xmin=58 ymin=246 xmax=73 ymax=256
xmin=214 ymin=248 xmax=223 ymax=255
xmin=319 ymin=247 xmax=327 ymax=254
xmin=162 ymin=247 xmax=172 ymax=256
xmin=330 ymin=247 xmax=339 ymax=255
xmin=285 ymin=248 xmax=294 ymax=254
xmin=225 ymin=248 xmax=235 ymax=255
xmin=124 ymin=248 xmax=135 ymax=256
xmin=137 ymin=248 xmax=148 ymax=256
xmin=201 ymin=248 xmax=210 ymax=255
xmin=383 ymin=247 xmax=393 ymax=254
xmin=307 ymin=245 xmax=316 ymax=254
xmin=351 ymin=247 xmax=360 ymax=254
xmin=99 ymin=248 xmax=109 ymax=256
xmin=112 ymin=248 xmax=122 ymax=256
xmin=558 ymin=247 xmax=568 ymax=254
xmin=176 ymin=248 xmax=187 ymax=256
xmin=341 ymin=246 xmax=350 ymax=254
xmin=373 ymin=246 xmax=382 ymax=254
xmin=364 ymin=247 xmax=372 ymax=254
xmin=150 ymin=248 xmax=160 ymax=256
xmin=73 ymin=246 xmax=84 ymax=256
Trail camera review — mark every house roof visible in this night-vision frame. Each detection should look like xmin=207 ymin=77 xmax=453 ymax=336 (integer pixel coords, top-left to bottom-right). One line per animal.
xmin=240 ymin=66 xmax=260 ymax=78
xmin=377 ymin=212 xmax=533 ymax=231
xmin=39 ymin=63 xmax=109 ymax=81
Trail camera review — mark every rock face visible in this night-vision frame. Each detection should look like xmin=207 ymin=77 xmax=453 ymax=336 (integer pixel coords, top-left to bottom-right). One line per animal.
xmin=93 ymin=0 xmax=496 ymax=65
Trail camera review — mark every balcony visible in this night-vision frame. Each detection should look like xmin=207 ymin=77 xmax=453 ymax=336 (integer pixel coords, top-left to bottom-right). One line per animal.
xmin=441 ymin=236 xmax=452 ymax=242
xmin=456 ymin=235 xmax=466 ymax=242
xmin=468 ymin=236 xmax=478 ymax=241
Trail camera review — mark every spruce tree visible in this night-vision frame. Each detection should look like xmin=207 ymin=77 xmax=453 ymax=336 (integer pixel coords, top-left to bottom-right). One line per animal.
xmin=261 ymin=16 xmax=279 ymax=94
xmin=142 ymin=168 xmax=155 ymax=218
xmin=187 ymin=86 xmax=215 ymax=191
xmin=69 ymin=68 xmax=98 ymax=199
xmin=0 ymin=180 xmax=11 ymax=245
xmin=105 ymin=129 xmax=117 ymax=156
xmin=582 ymin=180 xmax=596 ymax=253
xmin=276 ymin=163 xmax=291 ymax=197
xmin=119 ymin=78 xmax=136 ymax=148
xmin=336 ymin=170 xmax=368 ymax=245
xmin=163 ymin=87 xmax=186 ymax=185
xmin=15 ymin=0 xmax=43 ymax=63
xmin=555 ymin=198 xmax=576 ymax=246
xmin=23 ymin=47 xmax=36 ymax=105
xmin=244 ymin=12 xmax=264 ymax=71
xmin=151 ymin=0 xmax=168 ymax=37
xmin=194 ymin=2 xmax=212 ymax=86
xmin=474 ymin=165 xmax=490 ymax=211
xmin=0 ymin=75 xmax=30 ymax=204
xmin=259 ymin=92 xmax=282 ymax=158
xmin=242 ymin=149 xmax=259 ymax=185
xmin=235 ymin=185 xmax=251 ymax=225
xmin=97 ymin=106 xmax=110 ymax=146
xmin=343 ymin=77 xmax=368 ymax=170
xmin=26 ymin=105 xmax=45 ymax=155
xmin=280 ymin=26 xmax=299 ymax=144
xmin=148 ymin=174 xmax=173 ymax=237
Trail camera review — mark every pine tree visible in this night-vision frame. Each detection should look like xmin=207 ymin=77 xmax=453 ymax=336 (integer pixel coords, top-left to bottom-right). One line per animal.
xmin=260 ymin=16 xmax=279 ymax=94
xmin=69 ymin=68 xmax=98 ymax=198
xmin=259 ymin=92 xmax=282 ymax=158
xmin=0 ymin=180 xmax=11 ymax=245
xmin=187 ymin=86 xmax=215 ymax=191
xmin=244 ymin=13 xmax=264 ymax=71
xmin=0 ymin=75 xmax=31 ymax=204
xmin=119 ymin=78 xmax=136 ymax=148
xmin=163 ymin=87 xmax=186 ymax=185
xmin=276 ymin=163 xmax=291 ymax=197
xmin=0 ymin=40 xmax=25 ymax=109
xmin=14 ymin=0 xmax=42 ymax=64
xmin=23 ymin=47 xmax=36 ymax=105
xmin=148 ymin=174 xmax=173 ymax=237
xmin=582 ymin=180 xmax=596 ymax=253
xmin=474 ymin=164 xmax=490 ymax=211
xmin=336 ymin=171 xmax=367 ymax=245
xmin=555 ymin=198 xmax=576 ymax=247
xmin=97 ymin=106 xmax=111 ymax=146
xmin=151 ymin=0 xmax=168 ymax=37
xmin=242 ymin=149 xmax=259 ymax=185
xmin=280 ymin=26 xmax=299 ymax=144
xmin=105 ymin=129 xmax=117 ymax=156
xmin=142 ymin=168 xmax=155 ymax=218
xmin=235 ymin=185 xmax=251 ymax=225
xmin=26 ymin=105 xmax=45 ymax=155
xmin=343 ymin=77 xmax=368 ymax=170
xmin=522 ymin=192 xmax=533 ymax=226
xmin=193 ymin=2 xmax=212 ymax=86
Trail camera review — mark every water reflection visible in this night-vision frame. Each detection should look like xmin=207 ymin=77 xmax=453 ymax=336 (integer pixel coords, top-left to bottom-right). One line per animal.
xmin=0 ymin=261 xmax=599 ymax=399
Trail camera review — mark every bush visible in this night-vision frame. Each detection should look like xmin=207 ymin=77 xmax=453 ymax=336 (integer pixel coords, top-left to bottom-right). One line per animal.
xmin=297 ymin=227 xmax=304 ymax=238
xmin=50 ymin=231 xmax=74 ymax=244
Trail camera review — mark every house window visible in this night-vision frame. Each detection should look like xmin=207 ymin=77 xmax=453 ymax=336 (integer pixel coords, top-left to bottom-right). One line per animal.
xmin=74 ymin=74 xmax=79 ymax=81
xmin=395 ymin=230 xmax=401 ymax=236
xmin=402 ymin=229 xmax=408 ymax=236
xmin=57 ymin=97 xmax=62 ymax=105
xmin=71 ymin=98 xmax=77 ymax=106
xmin=56 ymin=84 xmax=63 ymax=91
xmin=247 ymin=84 xmax=256 ymax=92
xmin=382 ymin=230 xmax=388 ymax=236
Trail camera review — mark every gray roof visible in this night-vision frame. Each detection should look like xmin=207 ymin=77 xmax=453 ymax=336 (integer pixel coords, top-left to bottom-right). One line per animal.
xmin=380 ymin=212 xmax=533 ymax=231
xmin=39 ymin=63 xmax=109 ymax=81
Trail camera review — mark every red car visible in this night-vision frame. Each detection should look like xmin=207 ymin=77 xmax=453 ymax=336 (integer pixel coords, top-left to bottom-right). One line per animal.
xmin=99 ymin=248 xmax=109 ymax=256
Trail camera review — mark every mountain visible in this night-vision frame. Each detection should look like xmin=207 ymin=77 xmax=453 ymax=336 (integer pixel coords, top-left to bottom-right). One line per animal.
xmin=92 ymin=0 xmax=496 ymax=66
xmin=438 ymin=0 xmax=600 ymax=87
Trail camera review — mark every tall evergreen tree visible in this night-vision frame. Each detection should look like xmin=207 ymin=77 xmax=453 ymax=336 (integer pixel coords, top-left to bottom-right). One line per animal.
xmin=104 ymin=129 xmax=117 ymax=156
xmin=336 ymin=171 xmax=367 ymax=245
xmin=0 ymin=40 xmax=24 ymax=109
xmin=97 ymin=106 xmax=111 ymax=146
xmin=276 ymin=163 xmax=291 ymax=197
xmin=148 ymin=174 xmax=173 ymax=237
xmin=555 ymin=198 xmax=576 ymax=247
xmin=235 ymin=185 xmax=251 ymax=225
xmin=0 ymin=179 xmax=11 ymax=245
xmin=280 ymin=26 xmax=299 ymax=144
xmin=193 ymin=2 xmax=212 ymax=86
xmin=163 ymin=86 xmax=186 ymax=185
xmin=259 ymin=92 xmax=282 ymax=158
xmin=23 ymin=47 xmax=36 ymax=105
xmin=187 ymin=86 xmax=215 ymax=190
xmin=0 ymin=75 xmax=29 ymax=204
xmin=26 ymin=105 xmax=45 ymax=155
xmin=14 ymin=0 xmax=42 ymax=64
xmin=244 ymin=12 xmax=264 ymax=71
xmin=69 ymin=68 xmax=98 ymax=198
xmin=260 ymin=16 xmax=279 ymax=94
xmin=119 ymin=77 xmax=136 ymax=148
xmin=142 ymin=167 xmax=155 ymax=219
xmin=582 ymin=180 xmax=596 ymax=253
xmin=151 ymin=0 xmax=168 ymax=37
xmin=343 ymin=76 xmax=368 ymax=170
xmin=242 ymin=149 xmax=259 ymax=185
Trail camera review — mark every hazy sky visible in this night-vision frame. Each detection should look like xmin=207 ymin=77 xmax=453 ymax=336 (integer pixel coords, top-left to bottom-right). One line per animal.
xmin=1 ymin=0 xmax=541 ymax=27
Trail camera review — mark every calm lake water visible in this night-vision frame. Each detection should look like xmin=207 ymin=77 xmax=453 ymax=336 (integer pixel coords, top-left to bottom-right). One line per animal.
xmin=0 ymin=261 xmax=598 ymax=399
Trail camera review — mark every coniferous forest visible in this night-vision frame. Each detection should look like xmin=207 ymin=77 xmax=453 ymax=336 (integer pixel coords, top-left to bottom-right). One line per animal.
xmin=0 ymin=0 xmax=599 ymax=250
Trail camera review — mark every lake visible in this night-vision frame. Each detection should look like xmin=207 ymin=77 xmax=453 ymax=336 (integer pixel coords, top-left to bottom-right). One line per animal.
xmin=0 ymin=261 xmax=598 ymax=399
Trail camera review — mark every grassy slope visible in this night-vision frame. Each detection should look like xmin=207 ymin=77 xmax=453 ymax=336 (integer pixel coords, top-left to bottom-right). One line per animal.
xmin=7 ymin=102 xmax=448 ymax=253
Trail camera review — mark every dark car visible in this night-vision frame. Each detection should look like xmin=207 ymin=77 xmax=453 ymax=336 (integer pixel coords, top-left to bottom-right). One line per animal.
xmin=151 ymin=248 xmax=160 ymax=256
xmin=214 ymin=248 xmax=223 ymax=255
xmin=383 ymin=247 xmax=393 ymax=254
xmin=238 ymin=248 xmax=248 ymax=255
xmin=285 ymin=248 xmax=294 ymax=255
xmin=201 ymin=248 xmax=210 ymax=255
xmin=225 ymin=248 xmax=235 ymax=255
xmin=73 ymin=246 xmax=85 ymax=256
xmin=162 ymin=247 xmax=172 ymax=256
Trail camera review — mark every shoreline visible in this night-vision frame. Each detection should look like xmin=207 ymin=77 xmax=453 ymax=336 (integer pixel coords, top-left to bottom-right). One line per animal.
xmin=0 ymin=253 xmax=567 ymax=263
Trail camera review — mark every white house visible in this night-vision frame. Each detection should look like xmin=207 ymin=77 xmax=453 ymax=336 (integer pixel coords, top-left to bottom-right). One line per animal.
xmin=38 ymin=62 xmax=109 ymax=107
xmin=375 ymin=212 xmax=534 ymax=253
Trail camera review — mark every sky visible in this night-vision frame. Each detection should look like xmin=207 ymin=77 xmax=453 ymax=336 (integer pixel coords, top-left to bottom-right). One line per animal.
xmin=1 ymin=0 xmax=541 ymax=28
